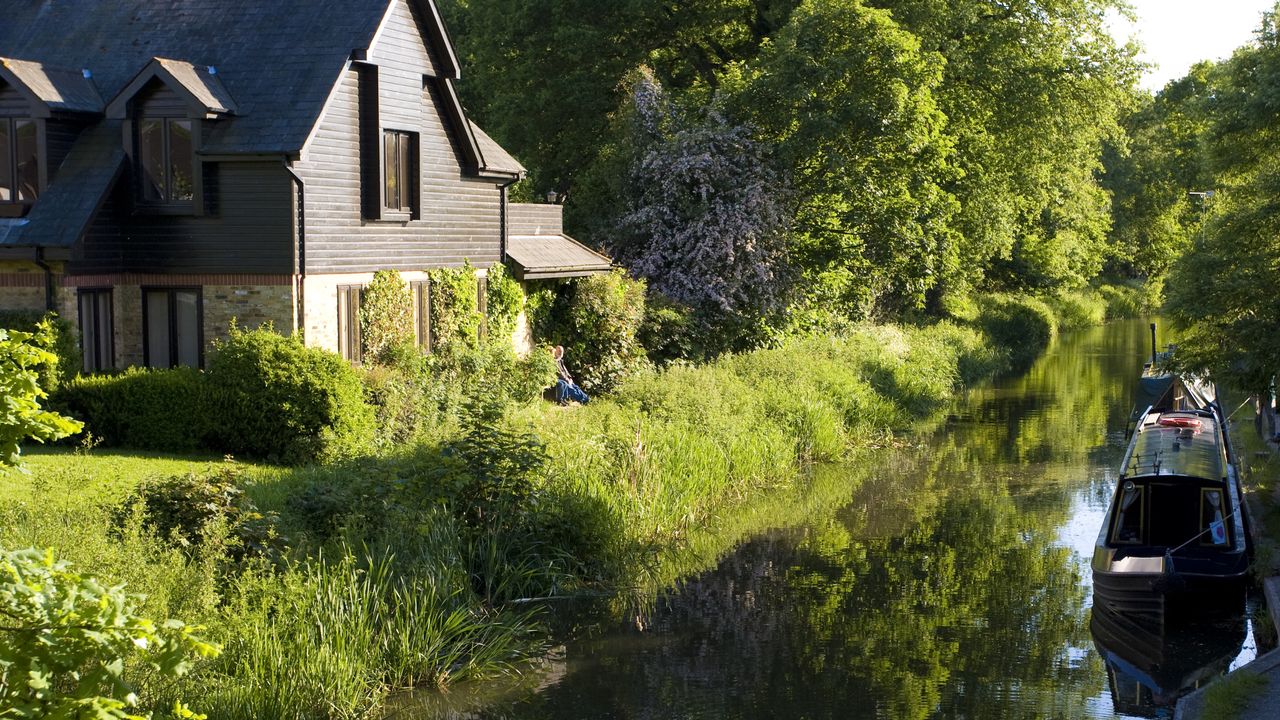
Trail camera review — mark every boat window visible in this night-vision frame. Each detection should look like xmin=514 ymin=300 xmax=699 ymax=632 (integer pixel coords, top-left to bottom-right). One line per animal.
xmin=1201 ymin=488 xmax=1229 ymax=546
xmin=1112 ymin=483 xmax=1144 ymax=544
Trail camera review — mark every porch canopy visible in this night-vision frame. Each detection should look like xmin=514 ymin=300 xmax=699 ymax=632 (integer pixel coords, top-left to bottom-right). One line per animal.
xmin=506 ymin=234 xmax=611 ymax=280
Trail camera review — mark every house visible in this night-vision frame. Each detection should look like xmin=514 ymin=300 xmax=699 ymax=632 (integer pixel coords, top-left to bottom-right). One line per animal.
xmin=0 ymin=0 xmax=610 ymax=371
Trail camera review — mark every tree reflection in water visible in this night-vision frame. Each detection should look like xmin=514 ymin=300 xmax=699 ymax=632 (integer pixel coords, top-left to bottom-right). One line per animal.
xmin=397 ymin=321 xmax=1253 ymax=720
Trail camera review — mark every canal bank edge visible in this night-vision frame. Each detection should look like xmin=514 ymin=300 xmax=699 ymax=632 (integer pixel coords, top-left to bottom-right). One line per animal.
xmin=1174 ymin=404 xmax=1280 ymax=720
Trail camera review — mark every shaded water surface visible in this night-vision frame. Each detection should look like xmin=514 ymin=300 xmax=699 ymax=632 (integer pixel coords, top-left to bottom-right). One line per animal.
xmin=396 ymin=320 xmax=1257 ymax=720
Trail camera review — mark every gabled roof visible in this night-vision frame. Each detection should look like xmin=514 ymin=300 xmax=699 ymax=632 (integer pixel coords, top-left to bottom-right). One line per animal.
xmin=106 ymin=58 xmax=237 ymax=119
xmin=470 ymin=121 xmax=526 ymax=177
xmin=0 ymin=122 xmax=125 ymax=249
xmin=0 ymin=57 xmax=103 ymax=116
xmin=0 ymin=0 xmax=458 ymax=154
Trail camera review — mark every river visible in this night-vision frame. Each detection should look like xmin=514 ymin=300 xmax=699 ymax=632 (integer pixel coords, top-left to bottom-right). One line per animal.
xmin=391 ymin=319 xmax=1259 ymax=720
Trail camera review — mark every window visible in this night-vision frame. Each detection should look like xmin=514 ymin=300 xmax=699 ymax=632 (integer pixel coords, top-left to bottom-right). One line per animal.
xmin=1111 ymin=482 xmax=1144 ymax=544
xmin=0 ymin=118 xmax=39 ymax=212
xmin=411 ymin=280 xmax=431 ymax=351
xmin=337 ymin=285 xmax=363 ymax=363
xmin=78 ymin=289 xmax=114 ymax=373
xmin=138 ymin=118 xmax=194 ymax=204
xmin=383 ymin=130 xmax=417 ymax=215
xmin=1201 ymin=488 xmax=1229 ymax=547
xmin=143 ymin=288 xmax=202 ymax=368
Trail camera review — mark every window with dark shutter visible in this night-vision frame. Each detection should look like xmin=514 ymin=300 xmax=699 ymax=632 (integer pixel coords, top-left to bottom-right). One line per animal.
xmin=137 ymin=118 xmax=195 ymax=205
xmin=411 ymin=280 xmax=431 ymax=352
xmin=337 ymin=285 xmax=364 ymax=363
xmin=383 ymin=130 xmax=417 ymax=217
xmin=0 ymin=118 xmax=39 ymax=216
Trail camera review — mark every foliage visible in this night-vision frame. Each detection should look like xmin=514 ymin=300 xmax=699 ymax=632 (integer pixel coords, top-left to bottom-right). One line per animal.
xmin=0 ymin=326 xmax=82 ymax=467
xmin=0 ymin=546 xmax=218 ymax=719
xmin=206 ymin=327 xmax=375 ymax=464
xmin=1165 ymin=169 xmax=1280 ymax=394
xmin=1160 ymin=8 xmax=1280 ymax=394
xmin=116 ymin=465 xmax=284 ymax=562
xmin=1043 ymin=290 xmax=1107 ymax=331
xmin=612 ymin=69 xmax=791 ymax=342
xmin=359 ymin=270 xmax=415 ymax=366
xmin=529 ymin=270 xmax=648 ymax=393
xmin=728 ymin=0 xmax=957 ymax=318
xmin=56 ymin=367 xmax=209 ymax=452
xmin=485 ymin=263 xmax=525 ymax=341
xmin=0 ymin=310 xmax=78 ymax=392
xmin=428 ymin=263 xmax=481 ymax=351
xmin=1097 ymin=279 xmax=1162 ymax=319
xmin=973 ymin=294 xmax=1058 ymax=370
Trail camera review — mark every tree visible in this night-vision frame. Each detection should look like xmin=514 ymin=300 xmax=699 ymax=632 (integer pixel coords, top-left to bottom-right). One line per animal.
xmin=728 ymin=0 xmax=958 ymax=319
xmin=612 ymin=70 xmax=791 ymax=345
xmin=867 ymin=0 xmax=1139 ymax=293
xmin=0 ymin=325 xmax=82 ymax=467
xmin=0 ymin=547 xmax=219 ymax=719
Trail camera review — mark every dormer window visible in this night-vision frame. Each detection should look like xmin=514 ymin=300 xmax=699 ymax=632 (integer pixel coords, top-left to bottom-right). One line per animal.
xmin=138 ymin=118 xmax=194 ymax=204
xmin=0 ymin=118 xmax=38 ymax=211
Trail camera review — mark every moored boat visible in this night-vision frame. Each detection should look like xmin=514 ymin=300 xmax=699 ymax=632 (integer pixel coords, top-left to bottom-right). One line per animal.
xmin=1092 ymin=402 xmax=1250 ymax=628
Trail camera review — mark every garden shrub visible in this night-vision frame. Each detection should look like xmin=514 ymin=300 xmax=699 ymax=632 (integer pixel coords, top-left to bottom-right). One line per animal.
xmin=362 ymin=363 xmax=430 ymax=449
xmin=117 ymin=464 xmax=284 ymax=562
xmin=360 ymin=269 xmax=415 ymax=365
xmin=0 ymin=310 xmax=78 ymax=391
xmin=529 ymin=269 xmax=648 ymax=393
xmin=429 ymin=262 xmax=481 ymax=351
xmin=485 ymin=262 xmax=525 ymax=340
xmin=0 ymin=546 xmax=218 ymax=719
xmin=638 ymin=293 xmax=698 ymax=365
xmin=206 ymin=326 xmax=376 ymax=464
xmin=0 ymin=326 xmax=82 ymax=466
xmin=55 ymin=366 xmax=209 ymax=451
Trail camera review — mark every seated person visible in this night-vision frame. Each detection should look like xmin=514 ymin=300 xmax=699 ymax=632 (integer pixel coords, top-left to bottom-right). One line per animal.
xmin=552 ymin=345 xmax=590 ymax=405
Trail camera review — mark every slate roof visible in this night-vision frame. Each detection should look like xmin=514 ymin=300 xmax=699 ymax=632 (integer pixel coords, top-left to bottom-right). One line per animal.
xmin=507 ymin=234 xmax=612 ymax=280
xmin=0 ymin=122 xmax=125 ymax=248
xmin=0 ymin=57 xmax=103 ymax=114
xmin=0 ymin=0 xmax=393 ymax=154
xmin=470 ymin=121 xmax=526 ymax=176
xmin=154 ymin=58 xmax=237 ymax=115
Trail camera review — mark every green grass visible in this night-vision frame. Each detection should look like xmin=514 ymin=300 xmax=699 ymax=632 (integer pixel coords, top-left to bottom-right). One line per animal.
xmin=1 ymin=301 xmax=1105 ymax=719
xmin=1200 ymin=671 xmax=1269 ymax=720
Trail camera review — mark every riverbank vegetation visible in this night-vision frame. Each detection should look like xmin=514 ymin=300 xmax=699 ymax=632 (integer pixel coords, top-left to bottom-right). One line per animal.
xmin=2 ymin=289 xmax=1114 ymax=718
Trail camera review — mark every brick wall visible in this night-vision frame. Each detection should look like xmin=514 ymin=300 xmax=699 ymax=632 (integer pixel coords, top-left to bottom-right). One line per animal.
xmin=203 ymin=284 xmax=297 ymax=348
xmin=0 ymin=260 xmax=49 ymax=313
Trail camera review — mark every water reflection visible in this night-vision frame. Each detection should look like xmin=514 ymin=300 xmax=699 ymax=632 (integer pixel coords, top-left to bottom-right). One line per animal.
xmin=393 ymin=321 xmax=1255 ymax=720
xmin=1090 ymin=603 xmax=1247 ymax=718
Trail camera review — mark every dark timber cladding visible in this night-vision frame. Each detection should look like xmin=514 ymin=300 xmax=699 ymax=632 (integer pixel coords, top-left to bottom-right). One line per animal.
xmin=294 ymin=0 xmax=503 ymax=274
xmin=75 ymin=159 xmax=293 ymax=274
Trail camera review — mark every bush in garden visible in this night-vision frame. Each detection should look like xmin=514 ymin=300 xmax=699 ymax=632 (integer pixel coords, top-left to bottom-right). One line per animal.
xmin=485 ymin=262 xmax=525 ymax=340
xmin=116 ymin=464 xmax=284 ymax=562
xmin=0 ymin=546 xmax=219 ymax=719
xmin=362 ymin=363 xmax=431 ymax=449
xmin=359 ymin=269 xmax=415 ymax=365
xmin=428 ymin=262 xmax=482 ymax=351
xmin=528 ymin=269 xmax=648 ymax=393
xmin=0 ymin=310 xmax=78 ymax=391
xmin=0 ymin=325 xmax=82 ymax=466
xmin=206 ymin=326 xmax=375 ymax=464
xmin=55 ymin=367 xmax=210 ymax=452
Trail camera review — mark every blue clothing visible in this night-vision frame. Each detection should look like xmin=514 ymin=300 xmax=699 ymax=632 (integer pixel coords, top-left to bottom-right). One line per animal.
xmin=556 ymin=378 xmax=590 ymax=405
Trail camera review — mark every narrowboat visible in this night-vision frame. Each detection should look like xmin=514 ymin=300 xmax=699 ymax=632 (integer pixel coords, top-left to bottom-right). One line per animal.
xmin=1092 ymin=402 xmax=1250 ymax=627
xmin=1090 ymin=602 xmax=1246 ymax=717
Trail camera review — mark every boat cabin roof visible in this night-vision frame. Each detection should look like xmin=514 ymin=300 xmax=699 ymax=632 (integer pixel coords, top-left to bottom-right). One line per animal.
xmin=1123 ymin=411 xmax=1226 ymax=481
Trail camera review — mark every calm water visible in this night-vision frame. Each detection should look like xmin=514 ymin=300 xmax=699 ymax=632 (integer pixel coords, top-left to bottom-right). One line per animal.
xmin=393 ymin=320 xmax=1258 ymax=720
